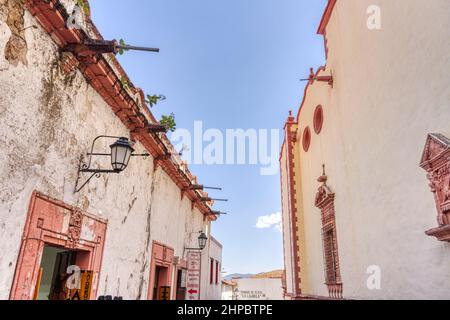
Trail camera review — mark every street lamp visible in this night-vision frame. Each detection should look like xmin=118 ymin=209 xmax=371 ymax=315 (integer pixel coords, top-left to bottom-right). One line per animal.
xmin=186 ymin=231 xmax=208 ymax=251
xmin=198 ymin=232 xmax=208 ymax=250
xmin=110 ymin=137 xmax=134 ymax=171
xmin=74 ymin=135 xmax=149 ymax=192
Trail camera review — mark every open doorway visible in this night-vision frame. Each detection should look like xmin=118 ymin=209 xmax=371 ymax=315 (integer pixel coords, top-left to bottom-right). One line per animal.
xmin=152 ymin=266 xmax=169 ymax=300
xmin=36 ymin=245 xmax=76 ymax=300
xmin=10 ymin=192 xmax=107 ymax=300
xmin=35 ymin=244 xmax=91 ymax=300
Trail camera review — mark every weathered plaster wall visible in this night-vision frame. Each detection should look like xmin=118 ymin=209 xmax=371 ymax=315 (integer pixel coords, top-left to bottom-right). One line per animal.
xmin=0 ymin=1 xmax=211 ymax=300
xmin=291 ymin=0 xmax=450 ymax=299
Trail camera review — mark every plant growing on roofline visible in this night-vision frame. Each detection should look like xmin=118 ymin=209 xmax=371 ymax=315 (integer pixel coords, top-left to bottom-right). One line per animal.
xmin=145 ymin=94 xmax=166 ymax=108
xmin=160 ymin=113 xmax=176 ymax=132
xmin=143 ymin=94 xmax=176 ymax=132
xmin=76 ymin=0 xmax=90 ymax=15
xmin=120 ymin=76 xmax=129 ymax=90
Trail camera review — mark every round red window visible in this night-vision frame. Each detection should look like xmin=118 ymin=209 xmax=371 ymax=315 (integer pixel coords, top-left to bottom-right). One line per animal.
xmin=303 ymin=127 xmax=311 ymax=152
xmin=314 ymin=105 xmax=324 ymax=134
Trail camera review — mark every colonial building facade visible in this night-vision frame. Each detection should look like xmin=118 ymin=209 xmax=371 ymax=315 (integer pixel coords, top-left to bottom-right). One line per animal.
xmin=280 ymin=0 xmax=450 ymax=299
xmin=0 ymin=0 xmax=222 ymax=300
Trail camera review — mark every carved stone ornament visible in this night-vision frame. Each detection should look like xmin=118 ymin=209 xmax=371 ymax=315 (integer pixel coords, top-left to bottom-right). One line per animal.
xmin=67 ymin=209 xmax=83 ymax=248
xmin=314 ymin=165 xmax=343 ymax=299
xmin=314 ymin=165 xmax=335 ymax=210
xmin=420 ymin=134 xmax=450 ymax=242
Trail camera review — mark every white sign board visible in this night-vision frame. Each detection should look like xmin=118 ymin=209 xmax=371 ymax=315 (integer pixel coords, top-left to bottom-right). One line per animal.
xmin=186 ymin=251 xmax=202 ymax=300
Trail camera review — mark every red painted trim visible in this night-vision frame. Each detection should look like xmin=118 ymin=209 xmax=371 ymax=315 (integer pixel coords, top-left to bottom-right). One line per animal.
xmin=302 ymin=127 xmax=311 ymax=152
xmin=314 ymin=174 xmax=343 ymax=299
xmin=147 ymin=241 xmax=175 ymax=300
xmin=420 ymin=134 xmax=450 ymax=242
xmin=317 ymin=0 xmax=336 ymax=59
xmin=295 ymin=66 xmax=326 ymax=121
xmin=215 ymin=260 xmax=219 ymax=285
xmin=279 ymin=152 xmax=288 ymax=298
xmin=284 ymin=116 xmax=302 ymax=297
xmin=313 ymin=105 xmax=324 ymax=134
xmin=10 ymin=191 xmax=107 ymax=300
xmin=209 ymin=258 xmax=214 ymax=285
xmin=317 ymin=0 xmax=337 ymax=35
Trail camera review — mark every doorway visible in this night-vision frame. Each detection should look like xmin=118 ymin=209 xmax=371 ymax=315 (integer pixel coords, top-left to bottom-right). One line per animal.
xmin=152 ymin=266 xmax=169 ymax=300
xmin=147 ymin=241 xmax=174 ymax=300
xmin=10 ymin=192 xmax=107 ymax=300
xmin=36 ymin=245 xmax=77 ymax=300
xmin=175 ymin=269 xmax=187 ymax=300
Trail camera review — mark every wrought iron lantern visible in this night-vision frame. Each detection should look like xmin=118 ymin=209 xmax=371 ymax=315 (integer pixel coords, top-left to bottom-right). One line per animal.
xmin=198 ymin=232 xmax=208 ymax=250
xmin=110 ymin=137 xmax=134 ymax=171
xmin=75 ymin=136 xmax=149 ymax=192
xmin=186 ymin=231 xmax=208 ymax=251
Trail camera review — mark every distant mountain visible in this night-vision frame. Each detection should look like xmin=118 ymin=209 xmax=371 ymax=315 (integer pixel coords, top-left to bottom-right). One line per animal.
xmin=252 ymin=269 xmax=284 ymax=279
xmin=224 ymin=273 xmax=254 ymax=280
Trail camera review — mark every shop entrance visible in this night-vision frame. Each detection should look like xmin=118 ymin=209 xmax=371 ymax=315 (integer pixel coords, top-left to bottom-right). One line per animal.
xmin=35 ymin=244 xmax=91 ymax=300
xmin=37 ymin=245 xmax=75 ymax=300
xmin=10 ymin=192 xmax=107 ymax=300
xmin=152 ymin=266 xmax=169 ymax=300
xmin=147 ymin=241 xmax=174 ymax=300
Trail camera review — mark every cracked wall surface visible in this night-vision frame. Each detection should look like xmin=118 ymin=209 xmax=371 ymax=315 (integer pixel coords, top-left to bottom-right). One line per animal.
xmin=1 ymin=0 xmax=28 ymax=66
xmin=0 ymin=1 xmax=216 ymax=300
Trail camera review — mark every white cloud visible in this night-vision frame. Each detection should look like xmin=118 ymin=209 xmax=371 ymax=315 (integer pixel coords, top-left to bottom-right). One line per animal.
xmin=256 ymin=212 xmax=282 ymax=232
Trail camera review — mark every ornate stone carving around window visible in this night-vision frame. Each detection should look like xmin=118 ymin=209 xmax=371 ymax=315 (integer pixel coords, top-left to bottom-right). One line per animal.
xmin=67 ymin=209 xmax=83 ymax=248
xmin=420 ymin=134 xmax=450 ymax=242
xmin=314 ymin=165 xmax=343 ymax=299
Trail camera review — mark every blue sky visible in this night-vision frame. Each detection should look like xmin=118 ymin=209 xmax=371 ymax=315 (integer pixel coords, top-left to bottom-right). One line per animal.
xmin=90 ymin=0 xmax=327 ymax=275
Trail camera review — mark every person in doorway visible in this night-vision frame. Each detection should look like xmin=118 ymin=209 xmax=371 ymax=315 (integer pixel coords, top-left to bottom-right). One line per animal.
xmin=49 ymin=273 xmax=70 ymax=300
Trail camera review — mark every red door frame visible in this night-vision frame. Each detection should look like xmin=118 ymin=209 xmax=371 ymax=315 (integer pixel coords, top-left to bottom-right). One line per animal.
xmin=147 ymin=241 xmax=174 ymax=300
xmin=10 ymin=191 xmax=107 ymax=300
xmin=172 ymin=259 xmax=188 ymax=300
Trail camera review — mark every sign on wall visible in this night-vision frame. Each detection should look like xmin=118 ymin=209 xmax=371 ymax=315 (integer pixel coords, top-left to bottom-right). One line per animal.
xmin=186 ymin=252 xmax=202 ymax=300
xmin=68 ymin=271 xmax=94 ymax=300
xmin=159 ymin=286 xmax=171 ymax=300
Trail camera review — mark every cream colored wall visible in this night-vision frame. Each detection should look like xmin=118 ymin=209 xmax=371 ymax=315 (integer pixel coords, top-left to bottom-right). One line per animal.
xmin=235 ymin=278 xmax=284 ymax=300
xmin=0 ymin=3 xmax=212 ymax=300
xmin=293 ymin=81 xmax=333 ymax=299
xmin=291 ymin=123 xmax=313 ymax=297
xmin=293 ymin=0 xmax=450 ymax=299
xmin=221 ymin=283 xmax=235 ymax=300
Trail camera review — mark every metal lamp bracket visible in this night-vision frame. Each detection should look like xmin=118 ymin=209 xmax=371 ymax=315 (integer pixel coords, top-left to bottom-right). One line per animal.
xmin=74 ymin=135 xmax=149 ymax=193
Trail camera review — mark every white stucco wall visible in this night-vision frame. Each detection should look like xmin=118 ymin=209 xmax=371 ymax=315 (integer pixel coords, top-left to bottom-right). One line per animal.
xmin=203 ymin=237 xmax=222 ymax=300
xmin=0 ymin=1 xmax=215 ymax=300
xmin=288 ymin=0 xmax=450 ymax=299
xmin=221 ymin=284 xmax=234 ymax=300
